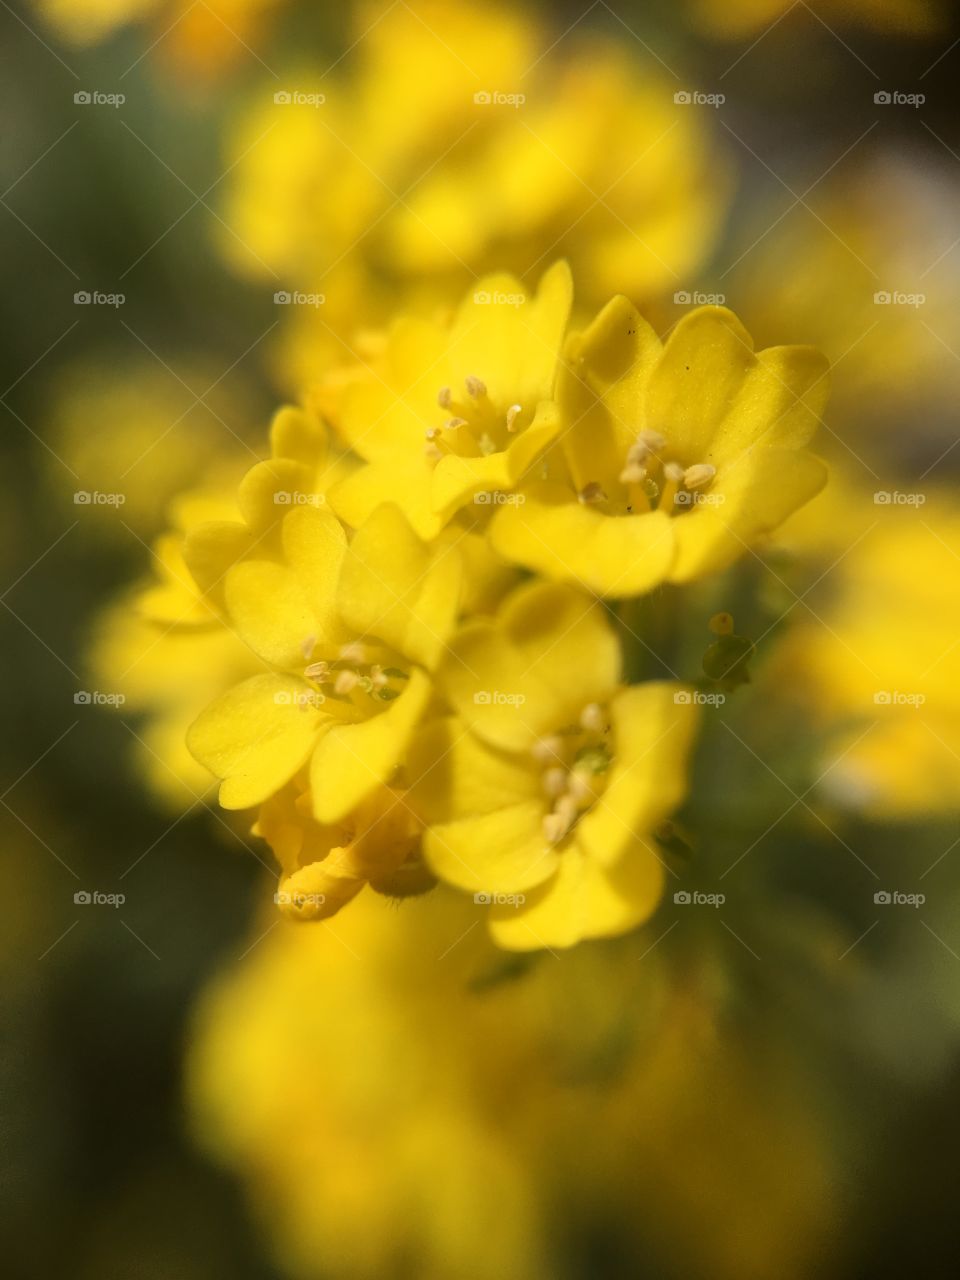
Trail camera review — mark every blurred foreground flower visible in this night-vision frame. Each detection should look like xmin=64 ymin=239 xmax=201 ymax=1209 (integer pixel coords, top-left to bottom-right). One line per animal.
xmin=187 ymin=890 xmax=840 ymax=1280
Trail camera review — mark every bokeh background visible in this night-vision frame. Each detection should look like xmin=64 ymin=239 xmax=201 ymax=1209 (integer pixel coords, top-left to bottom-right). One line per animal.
xmin=3 ymin=1 xmax=960 ymax=1276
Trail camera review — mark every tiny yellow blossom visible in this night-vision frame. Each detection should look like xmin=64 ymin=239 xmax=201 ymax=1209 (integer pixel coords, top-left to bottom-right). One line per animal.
xmin=490 ymin=299 xmax=829 ymax=595
xmin=410 ymin=581 xmax=699 ymax=950
xmin=186 ymin=499 xmax=461 ymax=824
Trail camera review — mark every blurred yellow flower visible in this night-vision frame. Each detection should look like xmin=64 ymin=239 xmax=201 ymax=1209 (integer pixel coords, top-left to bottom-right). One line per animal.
xmin=689 ymin=0 xmax=944 ymax=38
xmin=492 ymin=299 xmax=829 ymax=595
xmin=768 ymin=489 xmax=960 ymax=818
xmin=33 ymin=0 xmax=282 ymax=78
xmin=219 ymin=0 xmax=732 ymax=389
xmin=187 ymin=889 xmax=838 ymax=1280
xmin=412 ymin=581 xmax=699 ymax=950
xmin=733 ymin=155 xmax=960 ymax=446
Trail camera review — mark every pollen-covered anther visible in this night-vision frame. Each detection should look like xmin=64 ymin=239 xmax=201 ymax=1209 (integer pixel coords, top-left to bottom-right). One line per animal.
xmin=578 ymin=482 xmax=607 ymax=505
xmin=619 ymin=462 xmax=647 ymax=486
xmin=663 ymin=461 xmax=686 ymax=484
xmin=579 ymin=702 xmax=606 ymax=733
xmin=334 ymin=669 xmax=360 ymax=696
xmin=542 ymin=793 xmax=578 ymax=845
xmin=339 ymin=642 xmax=367 ymax=664
xmin=542 ymin=766 xmax=567 ymax=798
xmin=505 ymin=403 xmax=522 ymax=433
xmin=683 ymin=463 xmax=716 ymax=490
xmin=478 ymin=432 xmax=496 ymax=456
xmin=437 ymin=386 xmax=452 ymax=409
xmin=446 ymin=416 xmax=469 ymax=430
xmin=301 ymin=634 xmax=317 ymax=660
xmin=369 ymin=664 xmax=388 ymax=691
xmin=424 ymin=427 xmax=440 ymax=442
xmin=464 ymin=375 xmax=487 ymax=399
xmin=637 ymin=429 xmax=667 ymax=451
xmin=424 ymin=443 xmax=443 ymax=461
xmin=531 ymin=734 xmax=564 ymax=765
xmin=304 ymin=660 xmax=329 ymax=681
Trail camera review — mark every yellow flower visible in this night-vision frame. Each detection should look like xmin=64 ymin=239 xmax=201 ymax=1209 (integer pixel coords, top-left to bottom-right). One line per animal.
xmin=186 ymin=500 xmax=461 ymax=824
xmin=220 ymin=0 xmax=731 ymax=390
xmin=490 ymin=299 xmax=829 ymax=596
xmin=256 ymin=778 xmax=431 ymax=922
xmin=410 ymin=581 xmax=699 ymax=950
xmin=88 ymin=486 xmax=261 ymax=808
xmin=328 ymin=262 xmax=572 ymax=540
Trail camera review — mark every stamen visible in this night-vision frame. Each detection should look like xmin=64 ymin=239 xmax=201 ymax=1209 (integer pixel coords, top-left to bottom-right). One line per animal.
xmin=339 ymin=642 xmax=367 ymax=664
xmin=578 ymin=482 xmax=607 ymax=505
xmin=505 ymin=403 xmax=522 ymax=433
xmin=478 ymin=433 xmax=496 ymax=456
xmin=301 ymin=634 xmax=316 ymax=660
xmin=424 ymin=443 xmax=443 ymax=461
xmin=437 ymin=386 xmax=452 ymax=409
xmin=446 ymin=417 xmax=468 ymax=430
xmin=424 ymin=427 xmax=440 ymax=441
xmin=531 ymin=735 xmax=564 ymax=765
xmin=663 ymin=461 xmax=685 ymax=484
xmin=579 ymin=702 xmax=606 ymax=733
xmin=464 ymin=375 xmax=486 ymax=399
xmin=683 ymin=463 xmax=716 ymax=490
xmin=334 ymin=670 xmax=360 ymax=696
xmin=542 ymin=766 xmax=567 ymax=798
xmin=619 ymin=463 xmax=647 ymax=485
xmin=637 ymin=429 xmax=666 ymax=451
xmin=304 ymin=661 xmax=329 ymax=681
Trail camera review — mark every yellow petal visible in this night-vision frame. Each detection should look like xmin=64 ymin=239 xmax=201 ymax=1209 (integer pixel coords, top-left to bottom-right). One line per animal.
xmin=558 ymin=294 xmax=662 ymax=493
xmin=577 ymin=683 xmax=699 ymax=868
xmin=669 ymin=447 xmax=828 ymax=582
xmin=269 ymin=405 xmax=327 ymax=468
xmin=181 ymin=521 xmax=254 ymax=601
xmin=439 ymin=580 xmax=620 ymax=751
xmin=187 ymin=673 xmax=325 ymax=810
xmin=338 ymin=504 xmax=462 ymax=670
xmin=646 ymin=306 xmax=755 ymax=463
xmin=237 ymin=457 xmax=317 ymax=536
xmin=408 ymin=717 xmax=541 ymax=823
xmin=310 ymin=667 xmax=432 ymax=823
xmin=425 ymin=802 xmax=557 ymax=896
xmin=489 ymin=838 xmax=664 ymax=951
xmin=447 ymin=260 xmax=572 ymax=408
xmin=489 ymin=483 xmax=676 ymax=597
xmin=329 ymin=458 xmax=446 ymax=541
xmin=223 ymin=508 xmax=346 ymax=667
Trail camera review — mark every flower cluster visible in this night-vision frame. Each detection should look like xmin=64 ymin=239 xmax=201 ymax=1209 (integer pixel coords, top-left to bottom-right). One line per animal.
xmin=109 ymin=263 xmax=828 ymax=950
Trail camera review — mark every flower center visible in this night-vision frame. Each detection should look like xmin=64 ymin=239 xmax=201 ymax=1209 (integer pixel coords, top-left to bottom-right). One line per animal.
xmin=578 ymin=428 xmax=716 ymax=516
xmin=532 ymin=701 xmax=613 ymax=845
xmin=301 ymin=639 xmax=408 ymax=718
xmin=424 ymin=377 xmax=527 ymax=464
